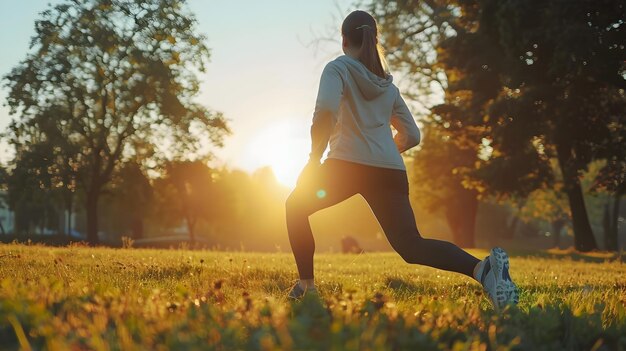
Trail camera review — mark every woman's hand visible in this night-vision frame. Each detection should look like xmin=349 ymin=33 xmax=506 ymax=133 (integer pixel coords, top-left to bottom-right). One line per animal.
xmin=296 ymin=160 xmax=321 ymax=188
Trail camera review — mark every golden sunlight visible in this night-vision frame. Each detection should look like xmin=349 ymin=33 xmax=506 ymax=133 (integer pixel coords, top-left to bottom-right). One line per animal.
xmin=243 ymin=121 xmax=309 ymax=188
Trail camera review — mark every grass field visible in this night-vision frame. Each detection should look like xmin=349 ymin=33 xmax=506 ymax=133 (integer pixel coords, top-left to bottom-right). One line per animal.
xmin=0 ymin=243 xmax=625 ymax=350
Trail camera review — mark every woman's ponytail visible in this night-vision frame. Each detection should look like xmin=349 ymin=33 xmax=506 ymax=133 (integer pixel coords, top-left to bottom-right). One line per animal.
xmin=341 ymin=11 xmax=388 ymax=78
xmin=358 ymin=25 xmax=386 ymax=78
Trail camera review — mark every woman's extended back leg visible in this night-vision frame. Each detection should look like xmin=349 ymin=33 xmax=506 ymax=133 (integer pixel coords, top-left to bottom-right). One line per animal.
xmin=363 ymin=189 xmax=480 ymax=277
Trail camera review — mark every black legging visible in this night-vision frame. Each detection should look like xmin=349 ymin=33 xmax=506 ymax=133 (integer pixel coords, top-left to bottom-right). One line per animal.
xmin=285 ymin=158 xmax=480 ymax=280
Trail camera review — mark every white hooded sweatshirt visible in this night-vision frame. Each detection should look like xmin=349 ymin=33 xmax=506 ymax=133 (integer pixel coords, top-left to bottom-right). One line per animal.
xmin=309 ymin=55 xmax=420 ymax=171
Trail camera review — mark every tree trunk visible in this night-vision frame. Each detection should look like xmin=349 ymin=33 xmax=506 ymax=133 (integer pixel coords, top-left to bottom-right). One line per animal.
xmin=14 ymin=210 xmax=24 ymax=235
xmin=562 ymin=177 xmax=597 ymax=251
xmin=556 ymin=142 xmax=597 ymax=251
xmin=86 ymin=190 xmax=100 ymax=245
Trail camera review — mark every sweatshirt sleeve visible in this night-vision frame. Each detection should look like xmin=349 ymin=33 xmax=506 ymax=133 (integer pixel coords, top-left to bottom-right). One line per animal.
xmin=391 ymin=89 xmax=420 ymax=153
xmin=308 ymin=62 xmax=343 ymax=162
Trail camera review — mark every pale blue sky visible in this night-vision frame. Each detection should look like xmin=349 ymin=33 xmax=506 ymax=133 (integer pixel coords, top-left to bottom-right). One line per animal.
xmin=0 ymin=0 xmax=358 ymax=186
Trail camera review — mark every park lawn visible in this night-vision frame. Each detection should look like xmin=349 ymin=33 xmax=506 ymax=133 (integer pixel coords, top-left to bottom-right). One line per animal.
xmin=0 ymin=243 xmax=625 ymax=350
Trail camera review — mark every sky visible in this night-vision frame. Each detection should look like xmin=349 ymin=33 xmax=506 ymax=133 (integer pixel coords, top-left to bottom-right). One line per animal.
xmin=0 ymin=0 xmax=355 ymax=187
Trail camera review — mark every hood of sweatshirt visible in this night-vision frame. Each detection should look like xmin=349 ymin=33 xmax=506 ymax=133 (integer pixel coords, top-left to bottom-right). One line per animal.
xmin=336 ymin=55 xmax=394 ymax=101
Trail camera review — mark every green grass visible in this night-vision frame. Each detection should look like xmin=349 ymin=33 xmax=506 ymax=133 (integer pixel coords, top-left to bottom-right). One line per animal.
xmin=0 ymin=243 xmax=625 ymax=350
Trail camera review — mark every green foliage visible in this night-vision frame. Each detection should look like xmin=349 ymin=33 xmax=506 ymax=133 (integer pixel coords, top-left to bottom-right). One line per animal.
xmin=2 ymin=0 xmax=230 ymax=243
xmin=434 ymin=0 xmax=625 ymax=251
xmin=99 ymin=162 xmax=152 ymax=240
xmin=368 ymin=0 xmax=460 ymax=112
xmin=0 ymin=244 xmax=625 ymax=350
xmin=370 ymin=0 xmax=625 ymax=251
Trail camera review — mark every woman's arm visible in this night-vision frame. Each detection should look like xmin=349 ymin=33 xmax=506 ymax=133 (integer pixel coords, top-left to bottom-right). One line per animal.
xmin=391 ymin=89 xmax=421 ymax=153
xmin=308 ymin=62 xmax=343 ymax=163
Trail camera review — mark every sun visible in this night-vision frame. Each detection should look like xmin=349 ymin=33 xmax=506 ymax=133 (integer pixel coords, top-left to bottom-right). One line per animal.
xmin=243 ymin=121 xmax=309 ymax=188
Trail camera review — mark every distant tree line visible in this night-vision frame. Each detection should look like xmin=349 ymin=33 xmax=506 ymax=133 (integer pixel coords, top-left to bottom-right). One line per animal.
xmin=108 ymin=162 xmax=290 ymax=247
xmin=0 ymin=154 xmax=291 ymax=248
xmin=369 ymin=0 xmax=625 ymax=251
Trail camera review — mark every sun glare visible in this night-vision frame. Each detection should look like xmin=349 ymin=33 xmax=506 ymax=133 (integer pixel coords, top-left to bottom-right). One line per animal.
xmin=243 ymin=121 xmax=309 ymax=188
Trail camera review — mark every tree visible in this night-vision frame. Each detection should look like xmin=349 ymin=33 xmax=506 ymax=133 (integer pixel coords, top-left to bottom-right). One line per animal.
xmin=590 ymin=90 xmax=626 ymax=251
xmin=0 ymin=165 xmax=9 ymax=235
xmin=370 ymin=0 xmax=625 ymax=251
xmin=391 ymin=0 xmax=625 ymax=251
xmin=153 ymin=160 xmax=218 ymax=244
xmin=4 ymin=141 xmax=63 ymax=235
xmin=519 ymin=184 xmax=571 ymax=248
xmin=368 ymin=0 xmax=461 ymax=112
xmin=452 ymin=0 xmax=623 ymax=251
xmin=4 ymin=104 xmax=81 ymax=236
xmin=100 ymin=162 xmax=152 ymax=240
xmin=593 ymin=158 xmax=625 ymax=251
xmin=3 ymin=0 xmax=229 ymax=244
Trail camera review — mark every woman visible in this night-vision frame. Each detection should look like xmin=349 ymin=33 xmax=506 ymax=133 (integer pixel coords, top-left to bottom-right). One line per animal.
xmin=285 ymin=10 xmax=518 ymax=310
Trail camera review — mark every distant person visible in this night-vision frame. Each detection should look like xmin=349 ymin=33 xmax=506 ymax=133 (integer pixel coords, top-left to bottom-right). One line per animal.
xmin=285 ymin=10 xmax=518 ymax=310
xmin=341 ymin=235 xmax=363 ymax=254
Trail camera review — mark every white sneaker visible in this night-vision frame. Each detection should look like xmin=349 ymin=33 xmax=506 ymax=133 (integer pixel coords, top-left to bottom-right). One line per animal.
xmin=287 ymin=281 xmax=318 ymax=300
xmin=476 ymin=247 xmax=519 ymax=310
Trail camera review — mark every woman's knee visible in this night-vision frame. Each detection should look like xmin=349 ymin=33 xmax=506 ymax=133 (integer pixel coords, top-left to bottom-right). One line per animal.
xmin=393 ymin=237 xmax=426 ymax=264
xmin=397 ymin=249 xmax=417 ymax=264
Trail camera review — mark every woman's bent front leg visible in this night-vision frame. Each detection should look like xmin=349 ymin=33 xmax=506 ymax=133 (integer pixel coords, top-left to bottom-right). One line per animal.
xmin=285 ymin=164 xmax=357 ymax=280
xmin=285 ymin=191 xmax=319 ymax=279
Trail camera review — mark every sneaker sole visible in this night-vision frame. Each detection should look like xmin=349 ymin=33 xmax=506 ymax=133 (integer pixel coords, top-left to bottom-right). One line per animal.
xmin=489 ymin=247 xmax=519 ymax=310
